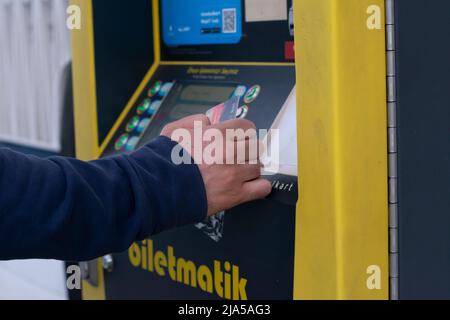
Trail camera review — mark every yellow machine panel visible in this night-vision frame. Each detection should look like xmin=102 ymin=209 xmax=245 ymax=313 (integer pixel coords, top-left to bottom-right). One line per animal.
xmin=294 ymin=0 xmax=388 ymax=299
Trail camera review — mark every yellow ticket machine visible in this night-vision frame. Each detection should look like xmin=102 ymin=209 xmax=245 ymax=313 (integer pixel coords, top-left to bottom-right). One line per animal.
xmin=72 ymin=0 xmax=394 ymax=300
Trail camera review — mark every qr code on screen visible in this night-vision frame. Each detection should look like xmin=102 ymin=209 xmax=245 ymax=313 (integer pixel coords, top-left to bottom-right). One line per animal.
xmin=222 ymin=8 xmax=237 ymax=33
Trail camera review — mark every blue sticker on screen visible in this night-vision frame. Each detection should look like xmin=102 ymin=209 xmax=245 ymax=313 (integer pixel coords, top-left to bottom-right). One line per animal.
xmin=162 ymin=0 xmax=242 ymax=46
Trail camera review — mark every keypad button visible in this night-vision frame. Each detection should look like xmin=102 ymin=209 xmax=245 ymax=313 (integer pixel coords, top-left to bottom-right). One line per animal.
xmin=115 ymin=134 xmax=129 ymax=151
xmin=136 ymin=118 xmax=151 ymax=134
xmin=244 ymin=85 xmax=261 ymax=104
xmin=126 ymin=116 xmax=140 ymax=132
xmin=233 ymin=85 xmax=247 ymax=98
xmin=137 ymin=99 xmax=151 ymax=115
xmin=148 ymin=81 xmax=163 ymax=97
xmin=236 ymin=105 xmax=249 ymax=119
xmin=159 ymin=82 xmax=174 ymax=97
xmin=147 ymin=100 xmax=162 ymax=115
xmin=125 ymin=136 xmax=140 ymax=152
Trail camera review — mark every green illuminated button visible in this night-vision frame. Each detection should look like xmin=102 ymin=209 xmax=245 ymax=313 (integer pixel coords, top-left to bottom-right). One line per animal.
xmin=244 ymin=85 xmax=261 ymax=104
xmin=126 ymin=116 xmax=140 ymax=132
xmin=148 ymin=81 xmax=163 ymax=97
xmin=115 ymin=134 xmax=129 ymax=151
xmin=137 ymin=99 xmax=151 ymax=115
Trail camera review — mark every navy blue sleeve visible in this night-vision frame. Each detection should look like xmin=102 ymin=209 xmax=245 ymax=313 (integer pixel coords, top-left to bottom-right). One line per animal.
xmin=0 ymin=136 xmax=207 ymax=261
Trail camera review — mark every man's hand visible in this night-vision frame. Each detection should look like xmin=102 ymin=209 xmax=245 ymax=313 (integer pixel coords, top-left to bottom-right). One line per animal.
xmin=161 ymin=114 xmax=272 ymax=216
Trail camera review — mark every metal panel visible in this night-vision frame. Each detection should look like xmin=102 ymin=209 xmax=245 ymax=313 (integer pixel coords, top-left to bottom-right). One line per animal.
xmin=396 ymin=0 xmax=450 ymax=299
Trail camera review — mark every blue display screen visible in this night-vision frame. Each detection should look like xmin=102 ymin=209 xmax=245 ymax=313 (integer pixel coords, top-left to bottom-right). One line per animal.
xmin=162 ymin=0 xmax=242 ymax=46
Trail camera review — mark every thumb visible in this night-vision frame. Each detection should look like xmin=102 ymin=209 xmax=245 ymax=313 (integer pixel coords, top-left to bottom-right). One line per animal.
xmin=240 ymin=179 xmax=272 ymax=203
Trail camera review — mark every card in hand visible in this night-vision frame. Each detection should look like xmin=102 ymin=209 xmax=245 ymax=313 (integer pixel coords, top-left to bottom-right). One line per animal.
xmin=206 ymin=96 xmax=240 ymax=124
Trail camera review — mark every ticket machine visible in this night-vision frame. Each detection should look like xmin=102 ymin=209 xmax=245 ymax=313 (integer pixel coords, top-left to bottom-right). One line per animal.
xmin=72 ymin=0 xmax=450 ymax=300
xmin=73 ymin=0 xmax=301 ymax=300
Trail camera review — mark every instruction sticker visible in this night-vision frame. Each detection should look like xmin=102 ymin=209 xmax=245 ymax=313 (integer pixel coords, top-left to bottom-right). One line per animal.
xmin=162 ymin=0 xmax=242 ymax=46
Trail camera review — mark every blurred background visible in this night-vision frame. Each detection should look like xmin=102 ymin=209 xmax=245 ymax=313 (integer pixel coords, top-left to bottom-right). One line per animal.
xmin=0 ymin=0 xmax=74 ymax=300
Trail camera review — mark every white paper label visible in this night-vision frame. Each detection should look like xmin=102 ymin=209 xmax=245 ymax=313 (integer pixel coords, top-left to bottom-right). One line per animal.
xmin=245 ymin=0 xmax=288 ymax=22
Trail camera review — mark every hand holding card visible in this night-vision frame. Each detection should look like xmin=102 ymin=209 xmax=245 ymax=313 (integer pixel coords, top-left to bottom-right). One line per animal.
xmin=206 ymin=96 xmax=241 ymax=124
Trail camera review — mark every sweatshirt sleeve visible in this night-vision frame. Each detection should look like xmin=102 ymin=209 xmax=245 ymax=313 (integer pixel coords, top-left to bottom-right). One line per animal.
xmin=0 ymin=136 xmax=207 ymax=261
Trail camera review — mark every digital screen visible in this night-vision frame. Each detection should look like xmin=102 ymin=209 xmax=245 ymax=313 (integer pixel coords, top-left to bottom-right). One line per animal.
xmin=162 ymin=0 xmax=243 ymax=46
xmin=180 ymin=84 xmax=235 ymax=103
xmin=138 ymin=82 xmax=237 ymax=144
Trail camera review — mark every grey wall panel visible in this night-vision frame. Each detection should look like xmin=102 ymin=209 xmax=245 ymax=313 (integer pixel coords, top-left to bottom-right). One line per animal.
xmin=396 ymin=0 xmax=450 ymax=299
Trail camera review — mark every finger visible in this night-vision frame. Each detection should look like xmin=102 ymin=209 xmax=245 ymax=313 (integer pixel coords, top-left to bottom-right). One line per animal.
xmin=214 ymin=118 xmax=256 ymax=137
xmin=236 ymin=163 xmax=262 ymax=182
xmin=245 ymin=139 xmax=264 ymax=162
xmin=176 ymin=114 xmax=211 ymax=129
xmin=224 ymin=138 xmax=260 ymax=164
xmin=161 ymin=114 xmax=210 ymax=137
xmin=258 ymin=140 xmax=266 ymax=157
xmin=240 ymin=179 xmax=272 ymax=203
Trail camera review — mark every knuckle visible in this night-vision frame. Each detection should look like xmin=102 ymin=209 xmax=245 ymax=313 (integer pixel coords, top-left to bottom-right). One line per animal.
xmin=161 ymin=124 xmax=173 ymax=135
xmin=222 ymin=118 xmax=256 ymax=130
xmin=223 ymin=168 xmax=237 ymax=185
xmin=237 ymin=118 xmax=256 ymax=130
xmin=195 ymin=114 xmax=210 ymax=124
xmin=252 ymin=164 xmax=261 ymax=176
